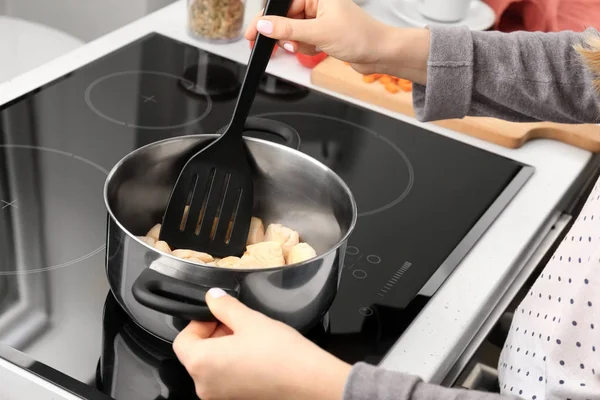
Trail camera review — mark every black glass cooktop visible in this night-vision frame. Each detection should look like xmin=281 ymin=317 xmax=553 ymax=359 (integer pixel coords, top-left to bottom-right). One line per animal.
xmin=0 ymin=33 xmax=533 ymax=399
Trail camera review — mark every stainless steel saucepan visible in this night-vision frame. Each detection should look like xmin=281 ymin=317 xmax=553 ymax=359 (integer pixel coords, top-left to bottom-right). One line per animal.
xmin=103 ymin=117 xmax=357 ymax=342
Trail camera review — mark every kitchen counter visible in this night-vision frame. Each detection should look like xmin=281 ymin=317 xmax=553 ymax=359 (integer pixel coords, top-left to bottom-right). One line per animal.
xmin=0 ymin=0 xmax=594 ymax=386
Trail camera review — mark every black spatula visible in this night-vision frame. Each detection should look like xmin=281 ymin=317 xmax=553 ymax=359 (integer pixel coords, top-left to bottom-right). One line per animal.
xmin=159 ymin=0 xmax=292 ymax=258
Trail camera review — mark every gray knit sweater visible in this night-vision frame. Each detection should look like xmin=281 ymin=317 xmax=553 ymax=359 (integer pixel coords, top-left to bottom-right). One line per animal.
xmin=342 ymin=25 xmax=600 ymax=400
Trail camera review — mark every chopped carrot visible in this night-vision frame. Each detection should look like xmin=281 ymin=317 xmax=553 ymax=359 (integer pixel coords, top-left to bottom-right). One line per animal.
xmin=379 ymin=75 xmax=393 ymax=85
xmin=397 ymin=79 xmax=413 ymax=92
xmin=384 ymin=82 xmax=400 ymax=93
xmin=347 ymin=60 xmax=413 ymax=94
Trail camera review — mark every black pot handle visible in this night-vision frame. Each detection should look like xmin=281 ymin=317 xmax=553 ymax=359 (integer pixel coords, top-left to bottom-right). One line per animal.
xmin=247 ymin=117 xmax=301 ymax=150
xmin=131 ymin=268 xmax=237 ymax=321
xmin=217 ymin=117 xmax=301 ymax=150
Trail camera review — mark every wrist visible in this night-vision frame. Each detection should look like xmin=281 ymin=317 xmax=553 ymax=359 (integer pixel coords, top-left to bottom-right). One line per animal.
xmin=310 ymin=357 xmax=352 ymax=400
xmin=286 ymin=350 xmax=352 ymax=400
xmin=378 ymin=26 xmax=430 ymax=85
xmin=320 ymin=358 xmax=352 ymax=400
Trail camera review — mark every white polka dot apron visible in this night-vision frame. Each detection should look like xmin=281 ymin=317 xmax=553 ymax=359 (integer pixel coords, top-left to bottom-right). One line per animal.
xmin=498 ymin=179 xmax=600 ymax=400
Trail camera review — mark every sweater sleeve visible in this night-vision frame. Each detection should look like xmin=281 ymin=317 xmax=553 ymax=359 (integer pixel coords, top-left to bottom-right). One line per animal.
xmin=343 ymin=362 xmax=514 ymax=400
xmin=412 ymin=26 xmax=600 ymax=123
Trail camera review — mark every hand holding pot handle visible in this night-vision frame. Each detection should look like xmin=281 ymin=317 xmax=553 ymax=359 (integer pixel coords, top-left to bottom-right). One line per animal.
xmin=173 ymin=288 xmax=351 ymax=400
xmin=131 ymin=268 xmax=237 ymax=322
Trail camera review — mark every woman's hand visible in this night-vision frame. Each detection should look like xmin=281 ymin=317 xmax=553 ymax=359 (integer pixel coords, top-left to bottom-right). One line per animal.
xmin=244 ymin=0 xmax=430 ymax=83
xmin=173 ymin=288 xmax=352 ymax=400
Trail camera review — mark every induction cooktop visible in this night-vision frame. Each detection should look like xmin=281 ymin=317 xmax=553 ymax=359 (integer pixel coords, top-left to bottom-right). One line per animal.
xmin=0 ymin=33 xmax=533 ymax=399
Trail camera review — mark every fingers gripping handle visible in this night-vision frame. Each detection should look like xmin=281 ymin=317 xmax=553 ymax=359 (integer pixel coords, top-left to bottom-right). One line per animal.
xmin=132 ymin=268 xmax=238 ymax=321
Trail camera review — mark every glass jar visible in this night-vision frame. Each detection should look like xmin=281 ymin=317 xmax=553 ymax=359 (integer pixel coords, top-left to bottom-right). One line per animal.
xmin=187 ymin=0 xmax=246 ymax=43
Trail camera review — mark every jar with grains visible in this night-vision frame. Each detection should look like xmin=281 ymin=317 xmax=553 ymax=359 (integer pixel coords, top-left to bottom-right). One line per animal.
xmin=187 ymin=0 xmax=246 ymax=43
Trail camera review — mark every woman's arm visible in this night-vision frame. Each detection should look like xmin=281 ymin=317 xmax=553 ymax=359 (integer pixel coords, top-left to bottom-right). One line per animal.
xmin=245 ymin=0 xmax=599 ymax=124
xmin=344 ymin=362 xmax=510 ymax=400
xmin=398 ymin=26 xmax=600 ymax=124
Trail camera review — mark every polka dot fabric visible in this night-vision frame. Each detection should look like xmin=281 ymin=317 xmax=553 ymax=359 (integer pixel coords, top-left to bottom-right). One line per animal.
xmin=498 ymin=180 xmax=600 ymax=399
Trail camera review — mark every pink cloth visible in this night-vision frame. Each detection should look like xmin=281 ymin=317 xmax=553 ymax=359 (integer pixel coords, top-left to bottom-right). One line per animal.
xmin=483 ymin=0 xmax=600 ymax=32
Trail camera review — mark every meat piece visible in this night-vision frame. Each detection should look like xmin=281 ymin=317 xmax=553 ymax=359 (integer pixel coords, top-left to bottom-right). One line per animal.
xmin=207 ymin=217 xmax=234 ymax=241
xmin=237 ymin=254 xmax=263 ymax=268
xmin=281 ymin=230 xmax=299 ymax=259
xmin=210 ymin=217 xmax=219 ymax=238
xmin=138 ymin=236 xmax=156 ymax=247
xmin=146 ymin=224 xmax=161 ymax=241
xmin=187 ymin=257 xmax=211 ymax=265
xmin=286 ymin=242 xmax=316 ymax=265
xmin=171 ymin=249 xmax=214 ymax=263
xmin=246 ymin=217 xmax=265 ymax=245
xmin=154 ymin=240 xmax=172 ymax=254
xmin=217 ymin=256 xmax=242 ymax=268
xmin=215 ymin=255 xmax=264 ymax=269
xmin=264 ymin=224 xmax=299 ymax=259
xmin=245 ymin=241 xmax=285 ymax=267
xmin=180 ymin=205 xmax=190 ymax=230
xmin=264 ymin=223 xmax=293 ymax=244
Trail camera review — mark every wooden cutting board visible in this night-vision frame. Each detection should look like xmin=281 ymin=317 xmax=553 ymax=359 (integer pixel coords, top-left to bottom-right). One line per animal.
xmin=311 ymin=57 xmax=600 ymax=152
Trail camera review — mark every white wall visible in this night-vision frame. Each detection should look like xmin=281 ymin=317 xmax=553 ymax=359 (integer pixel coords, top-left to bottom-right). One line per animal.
xmin=4 ymin=0 xmax=176 ymax=42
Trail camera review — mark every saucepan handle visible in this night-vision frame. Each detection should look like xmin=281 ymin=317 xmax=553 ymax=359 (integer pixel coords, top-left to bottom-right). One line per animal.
xmin=131 ymin=268 xmax=237 ymax=321
xmin=246 ymin=117 xmax=301 ymax=150
xmin=217 ymin=117 xmax=301 ymax=150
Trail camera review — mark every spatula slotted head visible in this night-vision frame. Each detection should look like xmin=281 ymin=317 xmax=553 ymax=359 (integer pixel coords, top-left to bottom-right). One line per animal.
xmin=159 ymin=0 xmax=292 ymax=258
xmin=159 ymin=139 xmax=253 ymax=258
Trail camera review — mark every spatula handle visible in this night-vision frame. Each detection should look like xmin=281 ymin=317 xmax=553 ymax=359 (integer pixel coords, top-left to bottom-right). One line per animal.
xmin=226 ymin=0 xmax=293 ymax=134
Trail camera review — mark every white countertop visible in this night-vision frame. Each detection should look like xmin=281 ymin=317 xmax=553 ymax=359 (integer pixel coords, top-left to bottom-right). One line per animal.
xmin=0 ymin=0 xmax=594 ymax=385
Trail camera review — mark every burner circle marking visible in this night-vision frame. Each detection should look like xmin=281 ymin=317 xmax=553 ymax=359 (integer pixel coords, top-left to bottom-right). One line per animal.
xmin=346 ymin=246 xmax=360 ymax=255
xmin=352 ymin=269 xmax=367 ymax=279
xmin=85 ymin=71 xmax=212 ymax=130
xmin=0 ymin=144 xmax=107 ymax=275
xmin=253 ymin=112 xmax=414 ymax=216
xmin=367 ymin=255 xmax=381 ymax=264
